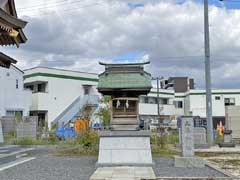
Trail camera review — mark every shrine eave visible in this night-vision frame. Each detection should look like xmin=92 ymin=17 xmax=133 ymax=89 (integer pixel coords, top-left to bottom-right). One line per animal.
xmin=0 ymin=52 xmax=17 ymax=68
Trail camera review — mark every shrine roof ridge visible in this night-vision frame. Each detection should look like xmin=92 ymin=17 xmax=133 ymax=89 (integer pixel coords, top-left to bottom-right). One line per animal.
xmin=99 ymin=61 xmax=150 ymax=66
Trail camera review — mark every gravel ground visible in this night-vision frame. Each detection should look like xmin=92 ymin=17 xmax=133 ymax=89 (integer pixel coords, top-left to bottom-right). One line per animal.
xmin=0 ymin=154 xmax=97 ymax=180
xmin=0 ymin=148 xmax=228 ymax=180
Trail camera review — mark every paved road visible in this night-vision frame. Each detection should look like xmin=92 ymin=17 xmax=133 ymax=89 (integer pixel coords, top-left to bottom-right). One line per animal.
xmin=0 ymin=147 xmax=228 ymax=180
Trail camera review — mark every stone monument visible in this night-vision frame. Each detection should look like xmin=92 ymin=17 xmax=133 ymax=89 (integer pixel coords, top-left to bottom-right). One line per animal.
xmin=219 ymin=130 xmax=235 ymax=148
xmin=97 ymin=61 xmax=153 ymax=166
xmin=194 ymin=127 xmax=208 ymax=147
xmin=174 ymin=116 xmax=205 ymax=168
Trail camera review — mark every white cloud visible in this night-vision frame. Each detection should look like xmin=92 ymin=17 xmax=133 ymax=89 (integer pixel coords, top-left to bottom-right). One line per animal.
xmin=1 ymin=0 xmax=240 ymax=88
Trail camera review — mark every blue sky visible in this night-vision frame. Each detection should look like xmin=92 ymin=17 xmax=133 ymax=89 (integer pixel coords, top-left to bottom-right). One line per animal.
xmin=192 ymin=0 xmax=240 ymax=9
xmin=113 ymin=52 xmax=146 ymax=62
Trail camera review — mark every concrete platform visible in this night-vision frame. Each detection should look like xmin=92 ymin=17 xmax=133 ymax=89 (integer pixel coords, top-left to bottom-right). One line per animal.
xmin=174 ymin=156 xmax=206 ymax=168
xmin=90 ymin=166 xmax=156 ymax=180
xmin=195 ymin=145 xmax=240 ymax=153
xmin=98 ymin=131 xmax=153 ymax=166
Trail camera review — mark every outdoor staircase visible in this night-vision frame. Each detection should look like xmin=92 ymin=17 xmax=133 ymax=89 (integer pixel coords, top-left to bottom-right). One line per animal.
xmin=52 ymin=95 xmax=99 ymax=128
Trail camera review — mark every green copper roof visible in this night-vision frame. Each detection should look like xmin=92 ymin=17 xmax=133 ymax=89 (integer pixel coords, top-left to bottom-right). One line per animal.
xmin=98 ymin=72 xmax=152 ymax=89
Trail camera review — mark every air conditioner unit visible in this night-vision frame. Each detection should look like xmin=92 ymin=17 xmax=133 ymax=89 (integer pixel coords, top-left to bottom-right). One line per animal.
xmin=160 ymin=79 xmax=173 ymax=89
xmin=151 ymin=119 xmax=159 ymax=124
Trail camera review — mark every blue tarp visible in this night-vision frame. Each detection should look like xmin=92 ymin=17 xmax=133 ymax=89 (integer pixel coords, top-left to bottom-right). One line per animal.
xmin=57 ymin=127 xmax=75 ymax=138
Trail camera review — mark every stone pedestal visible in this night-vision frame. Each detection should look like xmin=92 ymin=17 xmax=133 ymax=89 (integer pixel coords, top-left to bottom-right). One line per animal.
xmin=219 ymin=130 xmax=235 ymax=148
xmin=97 ymin=130 xmax=153 ymax=166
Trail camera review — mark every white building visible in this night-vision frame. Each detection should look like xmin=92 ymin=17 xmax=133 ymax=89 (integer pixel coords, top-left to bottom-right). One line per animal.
xmin=139 ymin=88 xmax=240 ymax=129
xmin=24 ymin=66 xmax=240 ymax=130
xmin=24 ymin=67 xmax=99 ymax=128
xmin=0 ymin=54 xmax=31 ymax=117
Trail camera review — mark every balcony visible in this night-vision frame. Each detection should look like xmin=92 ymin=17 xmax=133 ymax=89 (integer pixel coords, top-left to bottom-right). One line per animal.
xmin=139 ymin=103 xmax=175 ymax=116
xmin=31 ymin=92 xmax=48 ymax=111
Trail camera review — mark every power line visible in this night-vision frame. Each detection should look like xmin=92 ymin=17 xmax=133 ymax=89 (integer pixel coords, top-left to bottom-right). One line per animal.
xmin=19 ymin=2 xmax=104 ymax=17
xmin=18 ymin=0 xmax=88 ymax=12
xmin=18 ymin=0 xmax=70 ymax=10
xmin=14 ymin=54 xmax=240 ymax=62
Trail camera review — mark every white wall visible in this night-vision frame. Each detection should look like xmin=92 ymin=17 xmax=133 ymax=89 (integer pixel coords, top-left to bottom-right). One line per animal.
xmin=24 ymin=67 xmax=99 ymax=127
xmin=140 ymin=89 xmax=240 ymax=119
xmin=0 ymin=66 xmax=31 ymax=117
xmin=188 ymin=90 xmax=240 ymax=118
xmin=139 ymin=103 xmax=176 ymax=116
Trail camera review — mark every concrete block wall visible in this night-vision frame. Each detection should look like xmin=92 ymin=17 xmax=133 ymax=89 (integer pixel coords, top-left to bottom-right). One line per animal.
xmin=0 ymin=116 xmax=16 ymax=134
xmin=16 ymin=116 xmax=38 ymax=140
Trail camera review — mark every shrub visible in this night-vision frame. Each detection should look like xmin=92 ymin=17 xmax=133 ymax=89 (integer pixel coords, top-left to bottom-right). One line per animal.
xmin=48 ymin=132 xmax=59 ymax=144
xmin=167 ymin=132 xmax=179 ymax=144
xmin=52 ymin=130 xmax=99 ymax=156
xmin=76 ymin=130 xmax=99 ymax=148
xmin=150 ymin=132 xmax=168 ymax=149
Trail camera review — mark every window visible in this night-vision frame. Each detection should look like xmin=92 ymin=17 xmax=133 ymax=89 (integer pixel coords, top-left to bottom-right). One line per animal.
xmin=148 ymin=97 xmax=157 ymax=104
xmin=16 ymin=79 xmax=19 ymax=89
xmin=83 ymin=85 xmax=91 ymax=95
xmin=215 ymin=96 xmax=221 ymax=100
xmin=161 ymin=98 xmax=168 ymax=105
xmin=224 ymin=98 xmax=235 ymax=106
xmin=6 ymin=111 xmax=23 ymax=117
xmin=37 ymin=83 xmax=47 ymax=92
xmin=25 ymin=85 xmax=34 ymax=91
xmin=144 ymin=97 xmax=148 ymax=103
xmin=174 ymin=101 xmax=183 ymax=108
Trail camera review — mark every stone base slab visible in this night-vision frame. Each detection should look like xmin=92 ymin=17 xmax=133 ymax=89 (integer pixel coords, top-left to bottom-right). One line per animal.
xmin=97 ymin=131 xmax=153 ymax=166
xmin=174 ymin=156 xmax=206 ymax=168
xmin=90 ymin=166 xmax=156 ymax=180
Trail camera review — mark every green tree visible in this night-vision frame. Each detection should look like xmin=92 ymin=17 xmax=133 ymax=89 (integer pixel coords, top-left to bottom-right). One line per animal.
xmin=96 ymin=96 xmax=111 ymax=129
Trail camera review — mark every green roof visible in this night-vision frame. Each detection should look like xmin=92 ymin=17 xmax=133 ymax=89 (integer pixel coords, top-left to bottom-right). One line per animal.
xmin=98 ymin=72 xmax=152 ymax=89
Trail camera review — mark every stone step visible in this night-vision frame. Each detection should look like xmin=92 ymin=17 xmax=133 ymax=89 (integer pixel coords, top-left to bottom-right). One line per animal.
xmin=111 ymin=125 xmax=139 ymax=131
xmin=111 ymin=119 xmax=138 ymax=125
xmin=90 ymin=167 xmax=156 ymax=180
xmin=113 ymin=114 xmax=137 ymax=118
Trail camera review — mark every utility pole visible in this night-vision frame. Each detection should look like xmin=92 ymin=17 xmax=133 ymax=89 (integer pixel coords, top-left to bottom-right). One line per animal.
xmin=204 ymin=0 xmax=214 ymax=145
xmin=152 ymin=76 xmax=163 ymax=129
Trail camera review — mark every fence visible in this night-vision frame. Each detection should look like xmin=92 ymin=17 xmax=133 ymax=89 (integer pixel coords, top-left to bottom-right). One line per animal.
xmin=16 ymin=116 xmax=38 ymax=140
xmin=0 ymin=116 xmax=38 ymax=140
xmin=0 ymin=116 xmax=16 ymax=134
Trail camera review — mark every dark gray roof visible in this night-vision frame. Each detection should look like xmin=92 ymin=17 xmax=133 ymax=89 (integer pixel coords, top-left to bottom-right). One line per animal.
xmin=0 ymin=52 xmax=17 ymax=68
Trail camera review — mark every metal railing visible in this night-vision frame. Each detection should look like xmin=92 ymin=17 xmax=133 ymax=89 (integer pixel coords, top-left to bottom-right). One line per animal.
xmin=52 ymin=95 xmax=100 ymax=127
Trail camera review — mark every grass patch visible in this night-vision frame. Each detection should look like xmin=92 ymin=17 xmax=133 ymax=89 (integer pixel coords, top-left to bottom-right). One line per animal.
xmin=13 ymin=132 xmax=59 ymax=145
xmin=3 ymin=132 xmax=16 ymax=144
xmin=13 ymin=138 xmax=50 ymax=145
xmin=210 ymin=159 xmax=240 ymax=166
xmin=151 ymin=145 xmax=180 ymax=158
xmin=50 ymin=131 xmax=99 ymax=156
xmin=167 ymin=132 xmax=179 ymax=144
xmin=51 ymin=144 xmax=98 ymax=157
